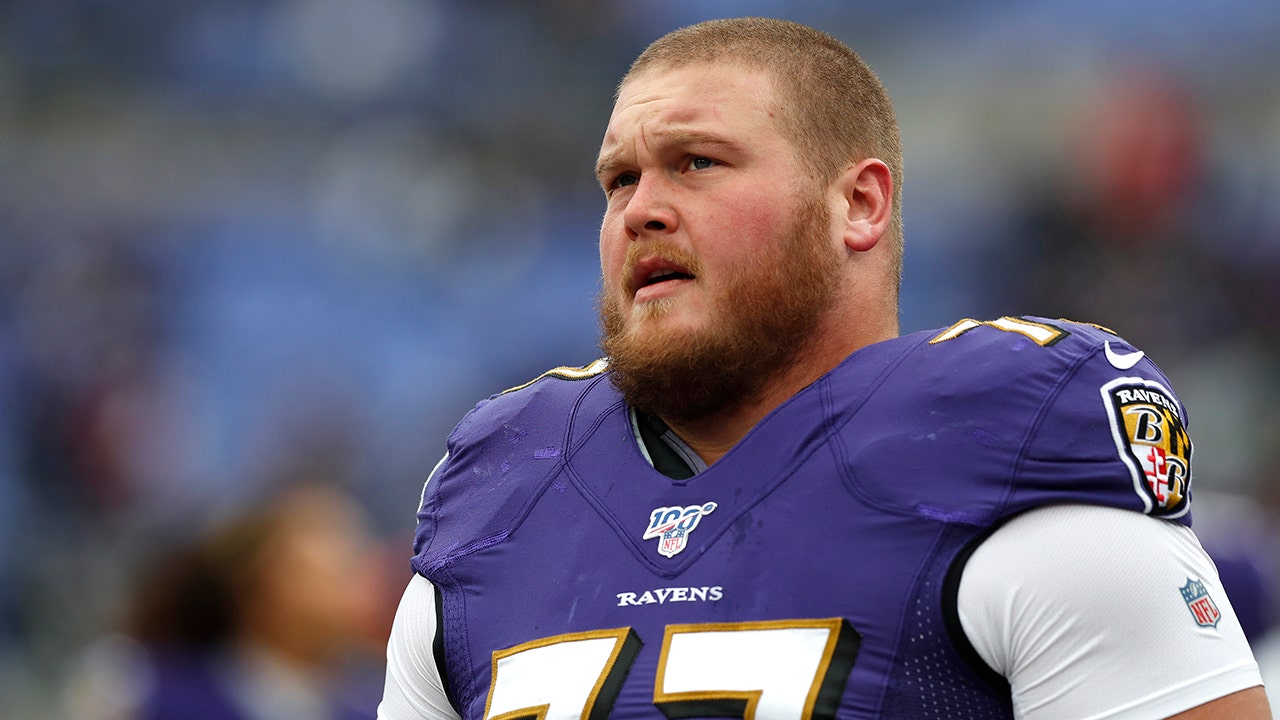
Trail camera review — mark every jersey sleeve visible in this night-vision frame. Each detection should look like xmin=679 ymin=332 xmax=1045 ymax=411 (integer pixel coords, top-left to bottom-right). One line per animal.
xmin=411 ymin=369 xmax=598 ymax=577
xmin=853 ymin=318 xmax=1198 ymax=525
xmin=412 ymin=453 xmax=451 ymax=558
xmin=957 ymin=504 xmax=1262 ymax=719
xmin=378 ymin=575 xmax=461 ymax=720
xmin=1014 ymin=327 xmax=1194 ymax=522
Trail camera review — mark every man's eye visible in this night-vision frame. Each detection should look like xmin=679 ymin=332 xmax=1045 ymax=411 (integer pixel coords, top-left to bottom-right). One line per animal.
xmin=611 ymin=172 xmax=639 ymax=190
xmin=689 ymin=157 xmax=716 ymax=171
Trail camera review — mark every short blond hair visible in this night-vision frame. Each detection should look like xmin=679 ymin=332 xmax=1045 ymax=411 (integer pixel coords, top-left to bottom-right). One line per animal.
xmin=621 ymin=17 xmax=905 ymax=289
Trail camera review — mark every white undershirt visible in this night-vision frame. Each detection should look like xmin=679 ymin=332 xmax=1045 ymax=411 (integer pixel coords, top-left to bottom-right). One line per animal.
xmin=377 ymin=501 xmax=1261 ymax=719
xmin=958 ymin=503 xmax=1261 ymax=719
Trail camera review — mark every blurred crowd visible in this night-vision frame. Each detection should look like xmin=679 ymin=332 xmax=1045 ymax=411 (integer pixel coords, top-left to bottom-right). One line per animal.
xmin=0 ymin=1 xmax=1278 ymax=717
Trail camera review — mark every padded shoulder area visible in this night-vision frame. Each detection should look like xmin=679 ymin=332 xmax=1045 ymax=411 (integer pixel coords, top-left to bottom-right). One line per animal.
xmin=837 ymin=317 xmax=1193 ymax=525
xmin=413 ymin=361 xmax=611 ymax=573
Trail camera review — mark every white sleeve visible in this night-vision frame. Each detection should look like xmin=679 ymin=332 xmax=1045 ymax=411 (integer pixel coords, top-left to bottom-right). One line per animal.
xmin=379 ymin=452 xmax=461 ymax=720
xmin=377 ymin=574 xmax=461 ymax=720
xmin=958 ymin=503 xmax=1263 ymax=720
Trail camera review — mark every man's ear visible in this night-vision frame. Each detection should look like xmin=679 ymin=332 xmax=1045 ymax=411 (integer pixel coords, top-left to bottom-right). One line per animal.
xmin=838 ymin=158 xmax=893 ymax=252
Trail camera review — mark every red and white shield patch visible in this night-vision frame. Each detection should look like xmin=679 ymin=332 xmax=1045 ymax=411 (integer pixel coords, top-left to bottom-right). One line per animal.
xmin=1101 ymin=377 xmax=1192 ymax=518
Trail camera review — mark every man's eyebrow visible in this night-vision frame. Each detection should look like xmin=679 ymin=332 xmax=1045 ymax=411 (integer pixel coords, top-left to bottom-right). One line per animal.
xmin=664 ymin=130 xmax=746 ymax=158
xmin=595 ymin=130 xmax=745 ymax=183
xmin=594 ymin=149 xmax=623 ymax=184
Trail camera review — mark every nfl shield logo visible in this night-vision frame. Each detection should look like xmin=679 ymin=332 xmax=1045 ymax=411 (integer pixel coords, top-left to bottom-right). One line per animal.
xmin=659 ymin=528 xmax=686 ymax=556
xmin=1179 ymin=578 xmax=1221 ymax=628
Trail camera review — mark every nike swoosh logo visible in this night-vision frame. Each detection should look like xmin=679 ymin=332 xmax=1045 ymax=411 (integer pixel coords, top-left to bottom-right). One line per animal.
xmin=1104 ymin=341 xmax=1145 ymax=370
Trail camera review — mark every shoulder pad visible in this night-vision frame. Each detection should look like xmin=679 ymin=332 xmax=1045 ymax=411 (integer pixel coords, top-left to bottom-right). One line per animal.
xmin=413 ymin=360 xmax=610 ymax=572
xmin=843 ymin=317 xmax=1193 ymax=524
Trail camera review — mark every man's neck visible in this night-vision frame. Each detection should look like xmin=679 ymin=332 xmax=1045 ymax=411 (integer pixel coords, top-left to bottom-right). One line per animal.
xmin=660 ymin=318 xmax=898 ymax=466
xmin=661 ymin=350 xmax=837 ymax=466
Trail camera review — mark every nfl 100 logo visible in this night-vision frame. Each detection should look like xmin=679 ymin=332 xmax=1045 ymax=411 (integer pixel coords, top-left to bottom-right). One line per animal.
xmin=642 ymin=502 xmax=717 ymax=558
xmin=1180 ymin=578 xmax=1221 ymax=628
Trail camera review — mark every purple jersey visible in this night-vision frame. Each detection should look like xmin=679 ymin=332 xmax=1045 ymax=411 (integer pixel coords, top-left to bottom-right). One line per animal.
xmin=411 ymin=317 xmax=1194 ymax=719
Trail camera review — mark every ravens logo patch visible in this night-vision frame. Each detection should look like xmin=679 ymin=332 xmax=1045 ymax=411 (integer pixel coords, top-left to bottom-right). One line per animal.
xmin=1101 ymin=377 xmax=1192 ymax=518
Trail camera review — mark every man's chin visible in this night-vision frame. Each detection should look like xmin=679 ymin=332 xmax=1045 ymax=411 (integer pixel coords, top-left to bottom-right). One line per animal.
xmin=620 ymin=314 xmax=707 ymax=349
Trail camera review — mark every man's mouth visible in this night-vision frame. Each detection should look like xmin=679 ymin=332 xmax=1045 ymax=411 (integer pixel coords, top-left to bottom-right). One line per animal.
xmin=629 ymin=255 xmax=697 ymax=297
xmin=641 ymin=268 xmax=695 ymax=287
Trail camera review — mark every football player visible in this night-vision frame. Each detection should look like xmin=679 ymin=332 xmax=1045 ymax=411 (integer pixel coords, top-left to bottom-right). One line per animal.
xmin=378 ymin=17 xmax=1270 ymax=719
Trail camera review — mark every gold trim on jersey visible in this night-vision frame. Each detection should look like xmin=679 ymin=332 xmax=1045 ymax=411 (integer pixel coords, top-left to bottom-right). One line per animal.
xmin=485 ymin=627 xmax=641 ymax=720
xmin=929 ymin=316 xmax=1069 ymax=346
xmin=500 ymin=358 xmax=610 ymax=395
xmin=653 ymin=618 xmax=859 ymax=720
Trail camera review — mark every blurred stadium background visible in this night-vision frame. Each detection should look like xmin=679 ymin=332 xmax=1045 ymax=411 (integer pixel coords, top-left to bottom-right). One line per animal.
xmin=1 ymin=0 xmax=1278 ymax=716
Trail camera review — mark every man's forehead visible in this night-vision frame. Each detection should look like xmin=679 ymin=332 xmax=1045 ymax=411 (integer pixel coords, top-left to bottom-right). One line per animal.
xmin=616 ymin=62 xmax=775 ymax=110
xmin=600 ymin=111 xmax=717 ymax=150
xmin=600 ymin=64 xmax=779 ymax=147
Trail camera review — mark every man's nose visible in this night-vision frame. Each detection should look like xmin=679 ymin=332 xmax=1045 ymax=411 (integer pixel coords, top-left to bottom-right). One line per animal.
xmin=623 ymin=175 xmax=678 ymax=239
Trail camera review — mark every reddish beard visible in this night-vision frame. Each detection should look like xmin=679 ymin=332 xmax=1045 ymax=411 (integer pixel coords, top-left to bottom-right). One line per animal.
xmin=598 ymin=195 xmax=839 ymax=423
